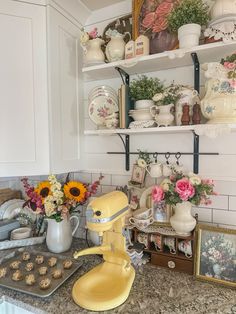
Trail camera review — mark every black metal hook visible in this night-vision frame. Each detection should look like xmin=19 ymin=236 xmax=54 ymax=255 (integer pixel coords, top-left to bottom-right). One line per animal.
xmin=165 ymin=152 xmax=171 ymax=164
xmin=175 ymin=152 xmax=181 ymax=165
xmin=153 ymin=153 xmax=158 ymax=163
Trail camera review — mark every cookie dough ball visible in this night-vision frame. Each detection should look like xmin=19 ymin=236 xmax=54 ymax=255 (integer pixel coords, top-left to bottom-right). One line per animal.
xmin=35 ymin=255 xmax=44 ymax=265
xmin=39 ymin=278 xmax=51 ymax=290
xmin=25 ymin=262 xmax=34 ymax=272
xmin=48 ymin=257 xmax=57 ymax=267
xmin=52 ymin=269 xmax=63 ymax=279
xmin=38 ymin=266 xmax=48 ymax=276
xmin=25 ymin=274 xmax=36 ymax=286
xmin=22 ymin=252 xmax=31 ymax=261
xmin=10 ymin=260 xmax=21 ymax=270
xmin=63 ymin=259 xmax=73 ymax=269
xmin=0 ymin=267 xmax=7 ymax=278
xmin=12 ymin=270 xmax=23 ymax=281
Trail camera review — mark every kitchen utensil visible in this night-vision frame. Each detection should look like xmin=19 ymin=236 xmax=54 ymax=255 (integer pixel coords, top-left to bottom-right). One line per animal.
xmin=73 ymin=191 xmax=135 ymax=311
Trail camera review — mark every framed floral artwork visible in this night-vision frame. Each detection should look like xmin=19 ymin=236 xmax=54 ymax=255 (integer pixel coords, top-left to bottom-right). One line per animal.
xmin=130 ymin=165 xmax=146 ymax=186
xmin=132 ymin=0 xmax=179 ymax=54
xmin=195 ymin=224 xmax=236 ymax=288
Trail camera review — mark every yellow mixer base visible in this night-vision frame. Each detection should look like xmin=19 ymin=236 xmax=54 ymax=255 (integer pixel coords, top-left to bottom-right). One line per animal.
xmin=72 ymin=262 xmax=135 ymax=311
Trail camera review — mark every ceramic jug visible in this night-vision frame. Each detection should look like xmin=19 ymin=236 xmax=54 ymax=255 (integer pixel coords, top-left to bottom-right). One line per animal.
xmin=145 ymin=162 xmax=162 ymax=178
xmin=83 ymin=38 xmax=105 ymax=65
xmin=105 ymin=29 xmax=130 ymax=62
xmin=46 ymin=215 xmax=80 ymax=253
xmin=211 ymin=0 xmax=236 ymax=19
xmin=175 ymin=87 xmax=199 ymax=126
xmin=150 ymin=104 xmax=175 ymax=127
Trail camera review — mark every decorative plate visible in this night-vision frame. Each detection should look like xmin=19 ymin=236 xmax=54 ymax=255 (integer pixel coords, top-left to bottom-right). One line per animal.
xmin=88 ymin=85 xmax=117 ymax=100
xmin=88 ymin=95 xmax=119 ymax=126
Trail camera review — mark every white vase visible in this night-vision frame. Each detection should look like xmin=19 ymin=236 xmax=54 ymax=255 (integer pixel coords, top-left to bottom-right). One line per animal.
xmin=105 ymin=35 xmax=126 ymax=62
xmin=84 ymin=38 xmax=105 ymax=66
xmin=178 ymin=24 xmax=201 ymax=49
xmin=46 ymin=215 xmax=80 ymax=253
xmin=201 ymin=62 xmax=236 ymax=124
xmin=211 ymin=0 xmax=236 ymax=19
xmin=150 ymin=104 xmax=175 ymax=127
xmin=170 ymin=201 xmax=196 ymax=236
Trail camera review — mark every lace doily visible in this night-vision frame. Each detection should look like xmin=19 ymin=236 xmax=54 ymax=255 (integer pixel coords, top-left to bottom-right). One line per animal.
xmin=205 ymin=15 xmax=236 ymax=43
xmin=129 ymin=120 xmax=157 ymax=129
xmin=194 ymin=124 xmax=232 ymax=138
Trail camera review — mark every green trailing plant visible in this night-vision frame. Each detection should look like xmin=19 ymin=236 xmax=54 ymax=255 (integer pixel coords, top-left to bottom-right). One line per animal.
xmin=168 ymin=0 xmax=210 ymax=33
xmin=130 ymin=75 xmax=164 ymax=101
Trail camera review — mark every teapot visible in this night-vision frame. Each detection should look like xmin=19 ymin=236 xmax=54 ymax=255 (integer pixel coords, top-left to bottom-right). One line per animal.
xmin=210 ymin=0 xmax=236 ymax=20
xmin=175 ymin=86 xmax=200 ymax=126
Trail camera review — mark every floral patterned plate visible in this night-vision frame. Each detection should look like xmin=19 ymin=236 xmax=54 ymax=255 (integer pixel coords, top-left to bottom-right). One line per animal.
xmin=88 ymin=94 xmax=118 ymax=127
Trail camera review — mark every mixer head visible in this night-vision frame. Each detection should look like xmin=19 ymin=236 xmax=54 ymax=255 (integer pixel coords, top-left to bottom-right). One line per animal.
xmin=86 ymin=191 xmax=128 ymax=234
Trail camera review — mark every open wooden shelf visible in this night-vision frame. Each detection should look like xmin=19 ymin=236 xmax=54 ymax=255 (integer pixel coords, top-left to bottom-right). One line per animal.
xmin=83 ymin=41 xmax=236 ymax=81
xmin=84 ymin=124 xmax=236 ymax=136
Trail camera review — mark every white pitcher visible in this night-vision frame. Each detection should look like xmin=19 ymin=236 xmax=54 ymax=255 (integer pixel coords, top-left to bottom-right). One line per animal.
xmin=150 ymin=104 xmax=175 ymax=127
xmin=83 ymin=38 xmax=105 ymax=65
xmin=210 ymin=0 xmax=236 ymax=19
xmin=46 ymin=215 xmax=80 ymax=253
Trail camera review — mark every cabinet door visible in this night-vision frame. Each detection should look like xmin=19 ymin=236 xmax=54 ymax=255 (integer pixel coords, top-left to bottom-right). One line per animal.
xmin=0 ymin=0 xmax=49 ymax=176
xmin=47 ymin=7 xmax=83 ymax=174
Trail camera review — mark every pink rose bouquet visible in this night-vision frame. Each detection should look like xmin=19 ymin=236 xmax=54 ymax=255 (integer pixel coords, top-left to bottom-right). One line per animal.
xmin=152 ymin=172 xmax=216 ymax=206
xmin=220 ymin=52 xmax=236 ymax=81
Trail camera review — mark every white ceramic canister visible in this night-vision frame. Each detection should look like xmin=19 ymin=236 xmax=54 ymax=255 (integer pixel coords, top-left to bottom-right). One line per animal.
xmin=178 ymin=24 xmax=201 ymax=49
xmin=135 ymin=35 xmax=150 ymax=57
xmin=125 ymin=40 xmax=135 ymax=59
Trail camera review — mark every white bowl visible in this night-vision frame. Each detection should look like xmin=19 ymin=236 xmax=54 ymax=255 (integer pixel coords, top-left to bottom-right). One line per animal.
xmin=11 ymin=227 xmax=31 ymax=240
xmin=135 ymin=100 xmax=154 ymax=110
xmin=129 ymin=109 xmax=153 ymax=121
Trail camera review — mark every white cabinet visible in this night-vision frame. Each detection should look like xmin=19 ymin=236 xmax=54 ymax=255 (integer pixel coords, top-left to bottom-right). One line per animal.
xmin=0 ymin=0 xmax=83 ymax=176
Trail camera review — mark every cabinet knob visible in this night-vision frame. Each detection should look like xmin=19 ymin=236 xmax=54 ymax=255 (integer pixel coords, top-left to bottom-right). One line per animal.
xmin=168 ymin=261 xmax=176 ymax=269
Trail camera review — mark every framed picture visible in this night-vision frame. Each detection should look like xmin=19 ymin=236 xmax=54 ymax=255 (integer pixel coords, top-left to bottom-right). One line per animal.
xmin=130 ymin=164 xmax=146 ymax=186
xmin=152 ymin=201 xmax=172 ymax=225
xmin=132 ymin=0 xmax=179 ymax=53
xmin=195 ymin=224 xmax=236 ymax=288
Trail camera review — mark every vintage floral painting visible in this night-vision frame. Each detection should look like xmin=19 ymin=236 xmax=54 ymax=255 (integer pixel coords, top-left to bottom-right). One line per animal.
xmin=196 ymin=225 xmax=236 ymax=287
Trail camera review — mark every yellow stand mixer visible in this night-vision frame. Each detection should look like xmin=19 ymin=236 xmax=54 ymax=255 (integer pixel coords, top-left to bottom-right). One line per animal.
xmin=72 ymin=191 xmax=135 ymax=311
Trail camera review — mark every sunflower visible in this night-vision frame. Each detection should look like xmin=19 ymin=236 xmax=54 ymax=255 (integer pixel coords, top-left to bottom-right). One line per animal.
xmin=35 ymin=181 xmax=51 ymax=202
xmin=64 ymin=181 xmax=87 ymax=202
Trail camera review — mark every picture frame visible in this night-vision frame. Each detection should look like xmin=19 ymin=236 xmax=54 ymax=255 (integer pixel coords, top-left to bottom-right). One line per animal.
xmin=130 ymin=164 xmax=146 ymax=186
xmin=152 ymin=201 xmax=173 ymax=225
xmin=195 ymin=224 xmax=236 ymax=288
xmin=132 ymin=0 xmax=179 ymax=53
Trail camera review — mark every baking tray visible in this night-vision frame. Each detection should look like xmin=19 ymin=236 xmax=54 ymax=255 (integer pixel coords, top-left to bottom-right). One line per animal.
xmin=0 ymin=248 xmax=82 ymax=298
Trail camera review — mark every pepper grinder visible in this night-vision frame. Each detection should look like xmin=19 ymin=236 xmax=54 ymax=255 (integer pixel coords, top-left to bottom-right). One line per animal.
xmin=192 ymin=103 xmax=201 ymax=124
xmin=181 ymin=104 xmax=190 ymax=125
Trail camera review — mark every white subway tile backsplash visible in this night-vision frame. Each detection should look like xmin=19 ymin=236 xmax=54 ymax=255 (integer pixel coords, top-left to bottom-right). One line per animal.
xmin=229 ymin=196 xmax=236 ymax=211
xmin=101 ymin=185 xmax=116 ymax=194
xmin=111 ymin=175 xmax=130 ymax=187
xmin=92 ymin=173 xmax=111 ymax=186
xmin=73 ymin=172 xmax=92 ymax=184
xmin=213 ymin=209 xmax=236 ymax=226
xmin=214 ymin=180 xmax=236 ymax=196
xmin=199 ymin=195 xmax=228 ymax=210
xmin=192 ymin=207 xmax=212 ymax=223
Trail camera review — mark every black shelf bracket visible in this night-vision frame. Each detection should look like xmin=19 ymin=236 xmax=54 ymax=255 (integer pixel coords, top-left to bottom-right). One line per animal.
xmin=191 ymin=52 xmax=200 ymax=93
xmin=193 ymin=131 xmax=200 ymax=174
xmin=115 ymin=67 xmax=130 ymax=85
xmin=117 ymin=133 xmax=130 ymax=171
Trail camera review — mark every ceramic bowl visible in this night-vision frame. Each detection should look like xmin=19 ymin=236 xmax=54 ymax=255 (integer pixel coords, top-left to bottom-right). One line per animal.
xmin=129 ymin=109 xmax=153 ymax=121
xmin=10 ymin=227 xmax=31 ymax=240
xmin=135 ymin=100 xmax=154 ymax=110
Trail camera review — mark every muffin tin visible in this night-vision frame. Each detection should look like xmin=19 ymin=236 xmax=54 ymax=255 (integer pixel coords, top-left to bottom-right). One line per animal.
xmin=0 ymin=248 xmax=82 ymax=297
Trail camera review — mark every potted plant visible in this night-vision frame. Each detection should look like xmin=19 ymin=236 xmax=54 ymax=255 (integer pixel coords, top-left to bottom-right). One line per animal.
xmin=151 ymin=85 xmax=181 ymax=126
xmin=167 ymin=0 xmax=210 ymax=49
xmin=152 ymin=172 xmax=216 ymax=235
xmin=201 ymin=51 xmax=236 ymax=124
xmin=130 ymin=75 xmax=164 ymax=111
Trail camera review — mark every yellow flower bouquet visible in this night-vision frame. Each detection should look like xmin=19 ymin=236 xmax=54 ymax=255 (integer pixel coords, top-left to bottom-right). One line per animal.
xmin=21 ymin=174 xmax=102 ymax=222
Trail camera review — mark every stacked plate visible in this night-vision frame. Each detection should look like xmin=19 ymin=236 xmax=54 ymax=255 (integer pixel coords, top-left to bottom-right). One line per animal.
xmin=88 ymin=85 xmax=119 ymax=128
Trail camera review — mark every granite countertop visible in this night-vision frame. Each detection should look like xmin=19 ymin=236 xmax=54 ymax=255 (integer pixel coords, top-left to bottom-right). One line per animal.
xmin=0 ymin=239 xmax=236 ymax=314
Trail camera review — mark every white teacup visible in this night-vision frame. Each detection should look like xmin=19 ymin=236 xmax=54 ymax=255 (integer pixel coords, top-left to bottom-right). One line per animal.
xmin=173 ymin=163 xmax=184 ymax=174
xmin=133 ymin=207 xmax=153 ymax=220
xmin=164 ymin=237 xmax=176 ymax=254
xmin=146 ymin=162 xmax=162 ymax=178
xmin=162 ymin=163 xmax=172 ymax=177
xmin=178 ymin=240 xmax=192 ymax=258
xmin=129 ymin=216 xmax=154 ymax=229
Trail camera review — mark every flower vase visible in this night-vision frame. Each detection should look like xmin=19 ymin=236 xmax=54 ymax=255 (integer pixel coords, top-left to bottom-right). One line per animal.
xmin=150 ymin=30 xmax=178 ymax=54
xmin=170 ymin=201 xmax=196 ymax=236
xmin=46 ymin=215 xmax=80 ymax=253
